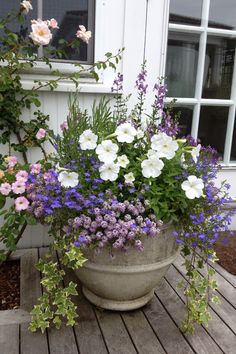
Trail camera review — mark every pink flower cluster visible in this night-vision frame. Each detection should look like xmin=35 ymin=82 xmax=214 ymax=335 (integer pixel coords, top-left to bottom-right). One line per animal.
xmin=0 ymin=161 xmax=42 ymax=212
xmin=29 ymin=16 xmax=91 ymax=46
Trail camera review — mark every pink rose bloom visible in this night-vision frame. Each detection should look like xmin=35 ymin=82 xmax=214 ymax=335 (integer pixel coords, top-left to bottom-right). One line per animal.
xmin=36 ymin=128 xmax=46 ymax=140
xmin=29 ymin=20 xmax=52 ymax=46
xmin=60 ymin=120 xmax=68 ymax=131
xmin=76 ymin=25 xmax=92 ymax=44
xmin=5 ymin=156 xmax=18 ymax=168
xmin=48 ymin=18 xmax=59 ymax=29
xmin=12 ymin=181 xmax=26 ymax=194
xmin=15 ymin=197 xmax=29 ymax=211
xmin=21 ymin=1 xmax=33 ymax=14
xmin=16 ymin=170 xmax=28 ymax=182
xmin=30 ymin=163 xmax=42 ymax=174
xmin=0 ymin=183 xmax=12 ymax=196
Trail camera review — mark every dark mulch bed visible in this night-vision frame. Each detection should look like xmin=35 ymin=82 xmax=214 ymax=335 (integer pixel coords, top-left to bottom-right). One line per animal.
xmin=0 ymin=260 xmax=20 ymax=310
xmin=214 ymin=232 xmax=236 ymax=275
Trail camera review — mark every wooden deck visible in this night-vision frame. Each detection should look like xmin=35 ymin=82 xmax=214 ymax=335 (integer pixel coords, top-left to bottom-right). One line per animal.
xmin=0 ymin=248 xmax=236 ymax=354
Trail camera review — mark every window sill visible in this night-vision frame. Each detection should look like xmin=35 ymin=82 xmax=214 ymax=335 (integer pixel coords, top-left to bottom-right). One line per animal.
xmin=21 ymin=75 xmax=112 ymax=93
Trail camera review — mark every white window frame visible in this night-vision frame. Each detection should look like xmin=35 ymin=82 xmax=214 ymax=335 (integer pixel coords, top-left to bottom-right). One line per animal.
xmin=166 ymin=0 xmax=236 ymax=166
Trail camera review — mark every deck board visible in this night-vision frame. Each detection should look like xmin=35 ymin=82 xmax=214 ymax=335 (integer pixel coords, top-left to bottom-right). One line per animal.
xmin=155 ymin=277 xmax=223 ymax=354
xmin=1 ymin=248 xmax=236 ymax=354
xmin=0 ymin=324 xmax=19 ymax=354
xmin=168 ymin=264 xmax=236 ymax=354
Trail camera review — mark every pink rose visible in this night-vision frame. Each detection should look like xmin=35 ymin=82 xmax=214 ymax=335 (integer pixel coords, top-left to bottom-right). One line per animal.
xmin=60 ymin=120 xmax=68 ymax=131
xmin=15 ymin=197 xmax=29 ymax=211
xmin=48 ymin=18 xmax=59 ymax=29
xmin=0 ymin=183 xmax=11 ymax=196
xmin=16 ymin=170 xmax=28 ymax=182
xmin=5 ymin=156 xmax=18 ymax=168
xmin=21 ymin=1 xmax=33 ymax=14
xmin=36 ymin=128 xmax=46 ymax=140
xmin=76 ymin=25 xmax=92 ymax=44
xmin=12 ymin=181 xmax=26 ymax=194
xmin=29 ymin=20 xmax=52 ymax=46
xmin=30 ymin=163 xmax=42 ymax=174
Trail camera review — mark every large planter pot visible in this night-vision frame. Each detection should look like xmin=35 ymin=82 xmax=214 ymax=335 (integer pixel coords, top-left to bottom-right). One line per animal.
xmin=75 ymin=224 xmax=179 ymax=311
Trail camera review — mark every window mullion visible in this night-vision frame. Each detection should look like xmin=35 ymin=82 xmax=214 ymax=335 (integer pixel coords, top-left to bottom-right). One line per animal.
xmin=223 ymin=43 xmax=236 ymax=165
xmin=192 ymin=0 xmax=210 ymax=139
xmin=37 ymin=0 xmax=43 ymax=58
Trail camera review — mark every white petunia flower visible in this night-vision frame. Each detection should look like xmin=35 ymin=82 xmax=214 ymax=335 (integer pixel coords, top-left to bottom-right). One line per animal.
xmin=115 ymin=123 xmax=137 ymax=143
xmin=117 ymin=155 xmax=129 ymax=168
xmin=147 ymin=149 xmax=162 ymax=159
xmin=151 ymin=132 xmax=178 ymax=160
xmin=141 ymin=157 xmax=164 ymax=178
xmin=99 ymin=162 xmax=120 ymax=181
xmin=79 ymin=129 xmax=98 ymax=150
xmin=124 ymin=172 xmax=135 ymax=184
xmin=136 ymin=128 xmax=145 ymax=139
xmin=96 ymin=140 xmax=118 ymax=162
xmin=191 ymin=144 xmax=201 ymax=163
xmin=181 ymin=175 xmax=204 ymax=199
xmin=58 ymin=171 xmax=79 ymax=188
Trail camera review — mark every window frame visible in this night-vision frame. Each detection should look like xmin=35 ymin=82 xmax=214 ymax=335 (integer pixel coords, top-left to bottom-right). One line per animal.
xmin=166 ymin=0 xmax=236 ymax=166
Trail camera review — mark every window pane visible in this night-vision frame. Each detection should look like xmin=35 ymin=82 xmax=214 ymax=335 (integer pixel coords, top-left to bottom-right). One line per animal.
xmin=166 ymin=32 xmax=199 ymax=98
xmin=44 ymin=0 xmax=93 ymax=62
xmin=209 ymin=0 xmax=236 ymax=30
xmin=0 ymin=1 xmax=37 ymax=38
xmin=202 ymin=36 xmax=236 ymax=99
xmin=172 ymin=106 xmax=193 ymax=137
xmin=231 ymin=116 xmax=236 ymax=161
xmin=198 ymin=106 xmax=229 ymax=158
xmin=169 ymin=0 xmax=202 ymax=26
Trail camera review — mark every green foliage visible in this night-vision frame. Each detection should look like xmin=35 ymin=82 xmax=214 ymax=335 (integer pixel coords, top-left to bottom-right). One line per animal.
xmin=29 ymin=253 xmax=79 ymax=333
xmin=178 ymin=250 xmax=219 ymax=334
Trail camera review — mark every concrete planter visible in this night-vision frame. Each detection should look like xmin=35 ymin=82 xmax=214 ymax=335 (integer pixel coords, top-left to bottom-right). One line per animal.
xmin=75 ymin=224 xmax=178 ymax=311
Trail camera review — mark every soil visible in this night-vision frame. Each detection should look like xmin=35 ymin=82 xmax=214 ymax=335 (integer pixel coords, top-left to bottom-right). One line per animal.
xmin=0 ymin=260 xmax=20 ymax=310
xmin=214 ymin=232 xmax=236 ymax=275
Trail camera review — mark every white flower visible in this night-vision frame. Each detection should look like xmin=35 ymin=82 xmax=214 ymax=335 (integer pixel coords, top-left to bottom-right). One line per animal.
xmin=99 ymin=162 xmax=120 ymax=181
xmin=117 ymin=155 xmax=129 ymax=168
xmin=124 ymin=172 xmax=135 ymax=184
xmin=96 ymin=140 xmax=118 ymax=163
xmin=21 ymin=1 xmax=33 ymax=14
xmin=141 ymin=157 xmax=164 ymax=178
xmin=147 ymin=149 xmax=161 ymax=159
xmin=191 ymin=144 xmax=201 ymax=163
xmin=136 ymin=128 xmax=144 ymax=139
xmin=151 ymin=132 xmax=178 ymax=160
xmin=58 ymin=171 xmax=79 ymax=188
xmin=79 ymin=129 xmax=98 ymax=150
xmin=29 ymin=20 xmax=52 ymax=46
xmin=181 ymin=175 xmax=204 ymax=199
xmin=115 ymin=123 xmax=137 ymax=143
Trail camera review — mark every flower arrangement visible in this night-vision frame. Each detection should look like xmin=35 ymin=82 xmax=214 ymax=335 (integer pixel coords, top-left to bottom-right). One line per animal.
xmin=0 ymin=2 xmax=235 ymax=336
xmin=1 ymin=63 xmax=235 ymax=334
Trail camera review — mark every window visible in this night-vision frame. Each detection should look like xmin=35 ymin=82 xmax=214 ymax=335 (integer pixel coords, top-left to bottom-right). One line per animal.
xmin=166 ymin=0 xmax=236 ymax=165
xmin=0 ymin=0 xmax=95 ymax=63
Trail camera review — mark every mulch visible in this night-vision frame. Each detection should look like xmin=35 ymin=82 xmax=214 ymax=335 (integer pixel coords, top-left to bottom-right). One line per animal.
xmin=214 ymin=232 xmax=236 ymax=275
xmin=0 ymin=260 xmax=20 ymax=310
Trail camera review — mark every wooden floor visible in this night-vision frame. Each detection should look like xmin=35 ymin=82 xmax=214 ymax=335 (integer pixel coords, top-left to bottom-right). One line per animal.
xmin=0 ymin=248 xmax=236 ymax=354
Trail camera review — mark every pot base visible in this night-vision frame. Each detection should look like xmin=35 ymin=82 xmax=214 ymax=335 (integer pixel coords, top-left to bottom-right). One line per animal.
xmin=82 ymin=286 xmax=154 ymax=311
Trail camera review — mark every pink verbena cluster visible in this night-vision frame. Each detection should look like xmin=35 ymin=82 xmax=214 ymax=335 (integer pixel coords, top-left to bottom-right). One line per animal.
xmin=65 ymin=199 xmax=163 ymax=252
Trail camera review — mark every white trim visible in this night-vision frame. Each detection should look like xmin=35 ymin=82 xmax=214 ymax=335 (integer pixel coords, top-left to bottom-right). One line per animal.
xmin=166 ymin=98 xmax=234 ymax=106
xmin=169 ymin=24 xmax=204 ymax=33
